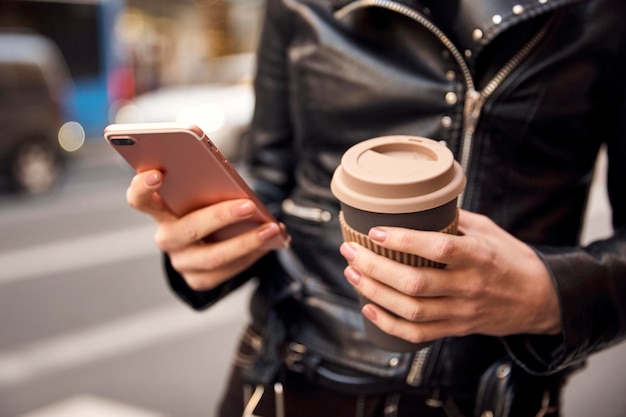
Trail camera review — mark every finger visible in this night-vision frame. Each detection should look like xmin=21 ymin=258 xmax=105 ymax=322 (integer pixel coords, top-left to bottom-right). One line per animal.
xmin=177 ymin=249 xmax=267 ymax=291
xmin=344 ymin=263 xmax=475 ymax=321
xmin=168 ymin=222 xmax=284 ymax=273
xmin=126 ymin=170 xmax=175 ymax=222
xmin=155 ymin=199 xmax=264 ymax=252
xmin=367 ymin=226 xmax=484 ymax=267
xmin=361 ymin=303 xmax=473 ymax=344
xmin=347 ymin=265 xmax=439 ymax=322
xmin=340 ymin=242 xmax=460 ymax=297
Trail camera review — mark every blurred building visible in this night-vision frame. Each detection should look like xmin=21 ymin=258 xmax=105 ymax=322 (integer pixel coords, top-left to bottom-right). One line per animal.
xmin=121 ymin=0 xmax=265 ymax=92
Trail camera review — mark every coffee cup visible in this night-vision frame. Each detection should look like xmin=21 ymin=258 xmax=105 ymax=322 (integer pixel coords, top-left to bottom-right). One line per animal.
xmin=330 ymin=135 xmax=466 ymax=352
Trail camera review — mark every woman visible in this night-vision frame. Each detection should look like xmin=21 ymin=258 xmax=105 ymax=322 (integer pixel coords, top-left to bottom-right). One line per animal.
xmin=126 ymin=0 xmax=626 ymax=415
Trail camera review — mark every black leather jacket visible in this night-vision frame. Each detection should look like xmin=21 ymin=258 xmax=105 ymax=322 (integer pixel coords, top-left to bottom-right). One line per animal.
xmin=166 ymin=0 xmax=626 ymax=404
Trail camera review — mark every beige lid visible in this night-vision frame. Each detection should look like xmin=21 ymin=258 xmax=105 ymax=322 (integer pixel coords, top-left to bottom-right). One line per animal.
xmin=330 ymin=136 xmax=466 ymax=213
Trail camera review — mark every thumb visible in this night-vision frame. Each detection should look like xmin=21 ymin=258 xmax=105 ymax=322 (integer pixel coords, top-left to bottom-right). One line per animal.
xmin=126 ymin=170 xmax=174 ymax=222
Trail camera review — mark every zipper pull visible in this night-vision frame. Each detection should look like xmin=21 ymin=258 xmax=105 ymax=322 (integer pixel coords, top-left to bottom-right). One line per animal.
xmin=459 ymin=88 xmax=486 ymax=172
xmin=405 ymin=346 xmax=431 ymax=386
xmin=462 ymin=88 xmax=485 ymax=143
xmin=463 ymin=88 xmax=485 ymax=132
xmin=274 ymin=382 xmax=285 ymax=417
xmin=242 ymin=385 xmax=265 ymax=417
xmin=282 ymin=199 xmax=332 ymax=223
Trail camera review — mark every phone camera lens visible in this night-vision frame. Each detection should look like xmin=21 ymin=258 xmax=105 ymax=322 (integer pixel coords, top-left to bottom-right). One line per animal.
xmin=111 ymin=138 xmax=135 ymax=146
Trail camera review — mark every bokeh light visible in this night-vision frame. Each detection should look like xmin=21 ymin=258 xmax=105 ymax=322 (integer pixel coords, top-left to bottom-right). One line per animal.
xmin=57 ymin=121 xmax=86 ymax=152
xmin=176 ymin=102 xmax=224 ymax=133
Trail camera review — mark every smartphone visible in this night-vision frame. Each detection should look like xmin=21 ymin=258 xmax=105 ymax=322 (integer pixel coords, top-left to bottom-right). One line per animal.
xmin=104 ymin=122 xmax=289 ymax=249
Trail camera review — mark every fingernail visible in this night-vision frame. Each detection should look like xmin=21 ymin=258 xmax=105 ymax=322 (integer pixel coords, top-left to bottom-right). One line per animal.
xmin=233 ymin=201 xmax=255 ymax=217
xmin=344 ymin=266 xmax=361 ymax=285
xmin=144 ymin=172 xmax=161 ymax=187
xmin=369 ymin=227 xmax=387 ymax=242
xmin=340 ymin=242 xmax=357 ymax=262
xmin=258 ymin=223 xmax=280 ymax=241
xmin=362 ymin=305 xmax=378 ymax=321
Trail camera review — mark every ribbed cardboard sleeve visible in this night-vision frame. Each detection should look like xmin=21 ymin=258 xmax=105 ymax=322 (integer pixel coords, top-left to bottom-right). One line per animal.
xmin=339 ymin=210 xmax=459 ymax=268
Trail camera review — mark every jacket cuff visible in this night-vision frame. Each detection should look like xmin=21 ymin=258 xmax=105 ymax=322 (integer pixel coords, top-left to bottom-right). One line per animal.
xmin=162 ymin=252 xmax=256 ymax=310
xmin=503 ymin=245 xmax=611 ymax=375
xmin=501 ymin=333 xmax=566 ymax=375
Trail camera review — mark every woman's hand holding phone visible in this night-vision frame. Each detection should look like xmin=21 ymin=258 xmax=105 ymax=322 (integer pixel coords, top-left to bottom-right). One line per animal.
xmin=105 ymin=122 xmax=289 ymax=290
xmin=127 ymin=169 xmax=287 ymax=291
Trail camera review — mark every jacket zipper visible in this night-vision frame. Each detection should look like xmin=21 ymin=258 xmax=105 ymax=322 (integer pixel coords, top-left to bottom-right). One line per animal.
xmin=282 ymin=198 xmax=332 ymax=222
xmin=460 ymin=22 xmax=551 ymax=205
xmin=335 ymin=0 xmax=552 ymax=206
xmin=335 ymin=0 xmax=552 ymax=385
xmin=405 ymin=345 xmax=430 ymax=387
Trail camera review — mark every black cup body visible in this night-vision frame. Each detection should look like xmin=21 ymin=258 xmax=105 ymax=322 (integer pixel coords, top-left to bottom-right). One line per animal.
xmin=340 ymin=199 xmax=458 ymax=352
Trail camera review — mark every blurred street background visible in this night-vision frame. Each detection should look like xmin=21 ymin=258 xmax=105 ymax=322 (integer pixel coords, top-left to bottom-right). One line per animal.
xmin=0 ymin=1 xmax=625 ymax=416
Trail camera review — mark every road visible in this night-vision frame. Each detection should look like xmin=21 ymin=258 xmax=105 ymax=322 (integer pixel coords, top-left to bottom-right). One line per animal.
xmin=0 ymin=143 xmax=250 ymax=417
xmin=0 ymin=142 xmax=624 ymax=417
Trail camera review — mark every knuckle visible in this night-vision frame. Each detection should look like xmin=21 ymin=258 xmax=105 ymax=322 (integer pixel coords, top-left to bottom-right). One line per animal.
xmin=364 ymin=283 xmax=381 ymax=302
xmin=202 ymin=251 xmax=227 ymax=272
xmin=202 ymin=257 xmax=220 ymax=272
xmin=465 ymin=279 xmax=487 ymax=299
xmin=153 ymin=227 xmax=171 ymax=251
xmin=405 ymin=303 xmax=426 ymax=322
xmin=212 ymin=203 xmax=235 ymax=226
xmin=168 ymin=254 xmax=186 ymax=273
xmin=405 ymin=272 xmax=427 ymax=296
xmin=181 ymin=216 xmax=202 ymax=243
xmin=396 ymin=233 xmax=415 ymax=252
xmin=465 ymin=235 xmax=495 ymax=266
xmin=480 ymin=246 xmax=498 ymax=267
xmin=432 ymin=237 xmax=456 ymax=259
xmin=358 ymin=254 xmax=377 ymax=276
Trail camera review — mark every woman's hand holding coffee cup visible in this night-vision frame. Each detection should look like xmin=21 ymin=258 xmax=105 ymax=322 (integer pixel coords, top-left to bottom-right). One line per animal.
xmin=339 ymin=209 xmax=563 ymax=346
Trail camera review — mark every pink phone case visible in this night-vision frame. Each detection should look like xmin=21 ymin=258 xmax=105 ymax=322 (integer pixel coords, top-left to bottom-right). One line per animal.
xmin=104 ymin=122 xmax=288 ymax=248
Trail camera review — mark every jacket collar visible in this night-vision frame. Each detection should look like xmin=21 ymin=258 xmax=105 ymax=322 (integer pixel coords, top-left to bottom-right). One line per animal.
xmin=332 ymin=0 xmax=586 ymax=53
xmin=451 ymin=0 xmax=586 ymax=49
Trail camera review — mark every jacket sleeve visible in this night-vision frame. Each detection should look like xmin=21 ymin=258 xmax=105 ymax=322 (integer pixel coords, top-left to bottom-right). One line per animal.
xmin=165 ymin=0 xmax=295 ymax=310
xmin=503 ymin=88 xmax=626 ymax=375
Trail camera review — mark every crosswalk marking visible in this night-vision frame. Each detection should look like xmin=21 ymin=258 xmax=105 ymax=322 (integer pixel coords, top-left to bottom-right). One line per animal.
xmin=0 ymin=225 xmax=158 ymax=285
xmin=17 ymin=394 xmax=164 ymax=417
xmin=0 ymin=284 xmax=251 ymax=388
